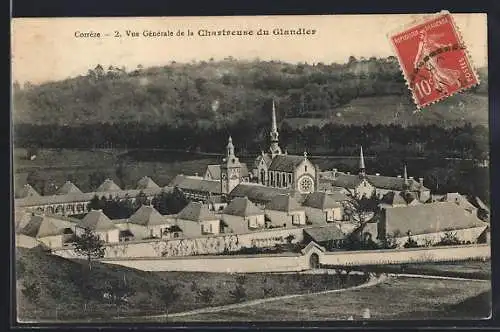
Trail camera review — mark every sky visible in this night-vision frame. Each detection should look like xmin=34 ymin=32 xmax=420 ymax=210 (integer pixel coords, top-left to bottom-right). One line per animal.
xmin=11 ymin=13 xmax=487 ymax=85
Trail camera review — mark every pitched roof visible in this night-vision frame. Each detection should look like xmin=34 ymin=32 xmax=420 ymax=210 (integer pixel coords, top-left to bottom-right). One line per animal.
xmin=269 ymin=154 xmax=308 ymax=172
xmin=21 ymin=214 xmax=76 ymax=238
xmin=18 ymin=184 xmax=40 ymax=198
xmin=254 ymin=153 xmax=273 ymax=169
xmin=230 ymin=183 xmax=296 ymax=203
xmin=302 ymin=192 xmax=342 ymax=210
xmin=79 ymin=210 xmax=117 ymax=231
xmin=169 ymin=175 xmax=221 ymax=194
xmin=176 ymin=202 xmax=218 ymax=222
xmin=380 ymin=191 xmax=417 ymax=206
xmin=265 ymin=194 xmax=303 ymax=212
xmin=96 ymin=179 xmax=122 ymax=192
xmin=223 ymin=197 xmax=264 ymax=217
xmin=128 ymin=205 xmax=167 ymax=226
xmin=304 ymin=225 xmax=346 ymax=243
xmin=57 ymin=181 xmax=83 ymax=195
xmin=15 ymin=187 xmax=165 ymax=207
xmin=383 ymin=202 xmax=487 ymax=236
xmin=204 ymin=164 xmax=249 ymax=180
xmin=324 ymin=172 xmax=430 ymax=192
xmin=439 ymin=193 xmax=477 ymax=213
xmin=136 ymin=176 xmax=160 ymax=190
xmin=366 ymin=174 xmax=428 ymax=191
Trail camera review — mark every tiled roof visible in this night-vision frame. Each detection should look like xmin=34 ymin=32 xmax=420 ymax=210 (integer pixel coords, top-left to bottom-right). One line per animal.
xmin=169 ymin=175 xmax=221 ymax=194
xmin=302 ymin=192 xmax=342 ymax=210
xmin=323 ymin=172 xmax=430 ymax=192
xmin=96 ymin=179 xmax=122 ymax=192
xmin=57 ymin=181 xmax=83 ymax=195
xmin=439 ymin=193 xmax=477 ymax=213
xmin=15 ymin=187 xmax=166 ymax=207
xmin=204 ymin=164 xmax=249 ymax=180
xmin=366 ymin=174 xmax=428 ymax=191
xmin=265 ymin=194 xmax=303 ymax=212
xmin=230 ymin=183 xmax=296 ymax=203
xmin=176 ymin=202 xmax=219 ymax=222
xmin=383 ymin=202 xmax=487 ymax=236
xmin=223 ymin=197 xmax=264 ymax=217
xmin=136 ymin=176 xmax=160 ymax=190
xmin=128 ymin=205 xmax=167 ymax=226
xmin=269 ymin=155 xmax=307 ymax=172
xmin=18 ymin=184 xmax=40 ymax=198
xmin=254 ymin=153 xmax=273 ymax=169
xmin=21 ymin=214 xmax=76 ymax=238
xmin=380 ymin=191 xmax=417 ymax=206
xmin=79 ymin=210 xmax=117 ymax=231
xmin=304 ymin=225 xmax=346 ymax=243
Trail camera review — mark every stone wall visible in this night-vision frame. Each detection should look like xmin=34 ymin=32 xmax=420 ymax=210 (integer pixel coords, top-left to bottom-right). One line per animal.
xmin=54 ymin=226 xmax=306 ymax=259
xmin=94 ymin=244 xmax=490 ymax=273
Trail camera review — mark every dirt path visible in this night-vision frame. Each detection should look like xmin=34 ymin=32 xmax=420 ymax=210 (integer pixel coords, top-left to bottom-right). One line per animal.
xmin=139 ymin=273 xmax=388 ymax=320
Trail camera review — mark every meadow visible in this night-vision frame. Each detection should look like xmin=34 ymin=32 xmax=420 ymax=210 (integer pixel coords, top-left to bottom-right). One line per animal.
xmin=166 ymin=277 xmax=491 ymax=321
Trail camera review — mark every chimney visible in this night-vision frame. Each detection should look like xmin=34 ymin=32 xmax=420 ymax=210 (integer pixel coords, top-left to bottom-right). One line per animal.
xmin=419 ymin=177 xmax=424 ymax=186
xmin=347 ymin=171 xmax=350 ymax=175
xmin=194 ymin=172 xmax=198 ymax=177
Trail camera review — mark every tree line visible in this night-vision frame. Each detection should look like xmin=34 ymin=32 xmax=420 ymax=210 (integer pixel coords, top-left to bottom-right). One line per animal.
xmin=15 ymin=122 xmax=489 ymax=161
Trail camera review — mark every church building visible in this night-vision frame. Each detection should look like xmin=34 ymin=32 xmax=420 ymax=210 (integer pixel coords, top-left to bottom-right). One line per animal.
xmin=252 ymin=100 xmax=319 ymax=194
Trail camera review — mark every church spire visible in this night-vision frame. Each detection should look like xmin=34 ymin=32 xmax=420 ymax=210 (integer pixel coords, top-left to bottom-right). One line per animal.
xmin=403 ymin=164 xmax=408 ymax=184
xmin=271 ymin=99 xmax=278 ymax=133
xmin=359 ymin=145 xmax=366 ymax=176
xmin=269 ymin=99 xmax=282 ymax=157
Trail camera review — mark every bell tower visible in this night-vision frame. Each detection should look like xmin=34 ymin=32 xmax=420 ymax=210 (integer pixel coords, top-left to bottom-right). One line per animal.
xmin=269 ymin=99 xmax=282 ymax=157
xmin=220 ymin=136 xmax=242 ymax=194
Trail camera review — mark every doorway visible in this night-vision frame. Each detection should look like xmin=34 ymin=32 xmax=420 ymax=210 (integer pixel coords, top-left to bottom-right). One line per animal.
xmin=309 ymin=253 xmax=320 ymax=269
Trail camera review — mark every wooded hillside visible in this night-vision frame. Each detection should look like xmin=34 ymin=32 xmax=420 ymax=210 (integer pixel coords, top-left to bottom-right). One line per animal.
xmin=13 ymin=57 xmax=488 ymax=128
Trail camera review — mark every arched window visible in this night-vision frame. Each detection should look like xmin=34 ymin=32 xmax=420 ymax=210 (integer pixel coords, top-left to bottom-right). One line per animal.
xmin=270 ymin=172 xmax=274 ymax=186
xmin=282 ymin=173 xmax=286 ymax=187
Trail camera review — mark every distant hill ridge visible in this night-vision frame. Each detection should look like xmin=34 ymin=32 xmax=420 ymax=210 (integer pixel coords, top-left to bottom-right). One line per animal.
xmin=12 ymin=58 xmax=488 ymax=128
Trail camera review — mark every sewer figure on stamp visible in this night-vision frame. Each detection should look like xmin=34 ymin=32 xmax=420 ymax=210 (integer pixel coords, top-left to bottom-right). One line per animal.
xmin=413 ymin=30 xmax=461 ymax=94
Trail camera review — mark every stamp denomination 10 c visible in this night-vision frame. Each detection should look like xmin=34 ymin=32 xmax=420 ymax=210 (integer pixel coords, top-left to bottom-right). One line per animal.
xmin=389 ymin=11 xmax=480 ymax=109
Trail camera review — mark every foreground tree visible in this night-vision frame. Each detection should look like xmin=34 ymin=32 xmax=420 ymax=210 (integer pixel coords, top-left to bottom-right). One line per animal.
xmin=73 ymin=228 xmax=106 ymax=270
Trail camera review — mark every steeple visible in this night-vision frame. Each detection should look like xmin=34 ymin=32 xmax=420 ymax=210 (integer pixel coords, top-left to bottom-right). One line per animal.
xmin=227 ymin=135 xmax=235 ymax=158
xmin=269 ymin=99 xmax=282 ymax=157
xmin=359 ymin=146 xmax=366 ymax=176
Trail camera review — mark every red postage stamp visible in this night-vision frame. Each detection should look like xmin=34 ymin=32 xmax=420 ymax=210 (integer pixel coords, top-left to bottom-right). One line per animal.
xmin=389 ymin=11 xmax=480 ymax=109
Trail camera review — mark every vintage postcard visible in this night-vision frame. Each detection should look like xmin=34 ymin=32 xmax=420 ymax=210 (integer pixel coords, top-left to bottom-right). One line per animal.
xmin=11 ymin=13 xmax=490 ymax=324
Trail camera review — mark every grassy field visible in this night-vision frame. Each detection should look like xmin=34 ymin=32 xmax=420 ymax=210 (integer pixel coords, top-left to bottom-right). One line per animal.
xmin=342 ymin=259 xmax=491 ymax=280
xmin=15 ymin=247 xmax=365 ymax=322
xmin=167 ymin=277 xmax=491 ymax=322
xmin=13 ymin=148 xmax=220 ymax=194
xmin=283 ymin=95 xmax=488 ymax=129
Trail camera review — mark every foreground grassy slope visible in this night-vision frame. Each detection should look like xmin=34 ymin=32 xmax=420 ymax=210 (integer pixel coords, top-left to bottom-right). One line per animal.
xmin=15 ymin=247 xmax=365 ymax=322
xmin=169 ymin=277 xmax=491 ymax=321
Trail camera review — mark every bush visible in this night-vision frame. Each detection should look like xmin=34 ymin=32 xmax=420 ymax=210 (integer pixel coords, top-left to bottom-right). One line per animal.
xmin=436 ymin=231 xmax=462 ymax=246
xmin=229 ymin=284 xmax=246 ymax=302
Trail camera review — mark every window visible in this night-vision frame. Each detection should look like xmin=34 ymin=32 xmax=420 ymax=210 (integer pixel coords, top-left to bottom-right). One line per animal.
xmin=305 ymin=165 xmax=308 ymax=172
xmin=209 ymin=223 xmax=213 ymax=233
xmin=282 ymin=173 xmax=286 ymax=187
